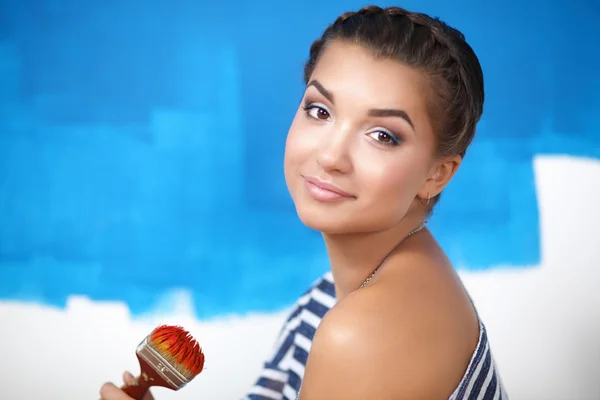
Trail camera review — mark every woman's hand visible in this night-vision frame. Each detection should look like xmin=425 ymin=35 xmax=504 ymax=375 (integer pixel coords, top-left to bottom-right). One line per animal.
xmin=99 ymin=371 xmax=154 ymax=400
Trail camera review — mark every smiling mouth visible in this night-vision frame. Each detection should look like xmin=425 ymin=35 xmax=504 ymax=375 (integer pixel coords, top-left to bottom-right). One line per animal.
xmin=302 ymin=176 xmax=355 ymax=202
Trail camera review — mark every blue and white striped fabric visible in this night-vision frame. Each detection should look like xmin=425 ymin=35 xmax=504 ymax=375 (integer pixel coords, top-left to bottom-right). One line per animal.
xmin=244 ymin=272 xmax=508 ymax=400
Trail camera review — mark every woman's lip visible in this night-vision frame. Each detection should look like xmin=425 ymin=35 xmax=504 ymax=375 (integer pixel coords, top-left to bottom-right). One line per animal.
xmin=303 ymin=176 xmax=355 ymax=201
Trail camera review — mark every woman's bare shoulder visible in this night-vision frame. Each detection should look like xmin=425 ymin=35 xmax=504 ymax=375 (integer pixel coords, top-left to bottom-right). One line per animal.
xmin=298 ymin=250 xmax=479 ymax=400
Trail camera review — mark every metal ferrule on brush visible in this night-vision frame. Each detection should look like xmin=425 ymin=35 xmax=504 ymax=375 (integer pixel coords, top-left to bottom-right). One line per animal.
xmin=136 ymin=337 xmax=190 ymax=389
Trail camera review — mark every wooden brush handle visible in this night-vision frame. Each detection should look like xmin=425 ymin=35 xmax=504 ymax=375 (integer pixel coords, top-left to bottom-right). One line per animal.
xmin=121 ymin=376 xmax=152 ymax=400
xmin=121 ymin=355 xmax=174 ymax=399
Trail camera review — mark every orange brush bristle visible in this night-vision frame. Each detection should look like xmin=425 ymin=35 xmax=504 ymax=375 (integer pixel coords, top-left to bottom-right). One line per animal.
xmin=148 ymin=325 xmax=205 ymax=379
xmin=121 ymin=324 xmax=205 ymax=400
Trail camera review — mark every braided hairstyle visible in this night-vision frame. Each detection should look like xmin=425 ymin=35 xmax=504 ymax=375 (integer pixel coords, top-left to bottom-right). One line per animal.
xmin=304 ymin=5 xmax=485 ymax=207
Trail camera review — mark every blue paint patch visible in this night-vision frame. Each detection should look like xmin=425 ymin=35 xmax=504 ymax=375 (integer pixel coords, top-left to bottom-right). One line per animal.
xmin=0 ymin=0 xmax=598 ymax=317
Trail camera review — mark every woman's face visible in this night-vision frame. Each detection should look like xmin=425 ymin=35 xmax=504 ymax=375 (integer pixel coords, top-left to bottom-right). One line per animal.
xmin=284 ymin=40 xmax=448 ymax=235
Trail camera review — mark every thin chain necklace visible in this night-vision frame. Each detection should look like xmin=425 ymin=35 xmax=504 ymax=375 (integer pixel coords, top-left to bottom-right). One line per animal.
xmin=359 ymin=222 xmax=427 ymax=289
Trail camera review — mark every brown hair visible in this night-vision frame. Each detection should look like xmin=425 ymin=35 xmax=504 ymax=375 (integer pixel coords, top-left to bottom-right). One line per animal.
xmin=303 ymin=5 xmax=485 ymax=206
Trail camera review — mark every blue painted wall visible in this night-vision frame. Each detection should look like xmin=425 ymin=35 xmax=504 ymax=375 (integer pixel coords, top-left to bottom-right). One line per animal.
xmin=0 ymin=0 xmax=598 ymax=317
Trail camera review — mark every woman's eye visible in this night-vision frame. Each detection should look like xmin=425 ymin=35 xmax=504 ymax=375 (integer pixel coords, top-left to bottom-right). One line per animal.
xmin=304 ymin=104 xmax=331 ymax=121
xmin=368 ymin=130 xmax=400 ymax=146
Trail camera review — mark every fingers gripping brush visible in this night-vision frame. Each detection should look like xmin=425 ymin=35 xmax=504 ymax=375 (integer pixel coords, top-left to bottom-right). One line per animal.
xmin=121 ymin=325 xmax=205 ymax=399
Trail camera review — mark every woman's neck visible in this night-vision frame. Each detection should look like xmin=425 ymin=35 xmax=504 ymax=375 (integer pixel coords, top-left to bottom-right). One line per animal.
xmin=324 ymin=215 xmax=426 ymax=301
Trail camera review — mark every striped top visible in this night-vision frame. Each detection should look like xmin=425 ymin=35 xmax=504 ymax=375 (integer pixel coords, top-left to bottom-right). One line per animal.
xmin=244 ymin=271 xmax=508 ymax=400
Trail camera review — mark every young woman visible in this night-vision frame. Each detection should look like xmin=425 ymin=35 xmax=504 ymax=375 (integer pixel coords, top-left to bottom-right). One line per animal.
xmin=100 ymin=5 xmax=506 ymax=400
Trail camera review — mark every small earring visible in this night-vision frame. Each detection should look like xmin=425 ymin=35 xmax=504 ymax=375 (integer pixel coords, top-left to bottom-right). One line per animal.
xmin=420 ymin=192 xmax=431 ymax=206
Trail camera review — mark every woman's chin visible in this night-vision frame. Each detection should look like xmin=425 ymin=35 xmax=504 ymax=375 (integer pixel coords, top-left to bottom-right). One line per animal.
xmin=295 ymin=207 xmax=342 ymax=234
xmin=293 ymin=202 xmax=409 ymax=236
xmin=294 ymin=206 xmax=368 ymax=235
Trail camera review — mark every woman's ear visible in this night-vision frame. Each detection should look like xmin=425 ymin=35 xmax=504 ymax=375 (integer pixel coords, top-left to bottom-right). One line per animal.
xmin=417 ymin=155 xmax=462 ymax=200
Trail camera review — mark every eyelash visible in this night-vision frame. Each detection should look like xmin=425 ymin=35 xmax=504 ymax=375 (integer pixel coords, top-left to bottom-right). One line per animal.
xmin=301 ymin=102 xmax=401 ymax=147
xmin=301 ymin=103 xmax=331 ymax=122
xmin=369 ymin=129 xmax=401 ymax=146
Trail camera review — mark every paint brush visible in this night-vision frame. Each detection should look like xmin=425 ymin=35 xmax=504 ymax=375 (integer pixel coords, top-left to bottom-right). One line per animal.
xmin=121 ymin=324 xmax=205 ymax=399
